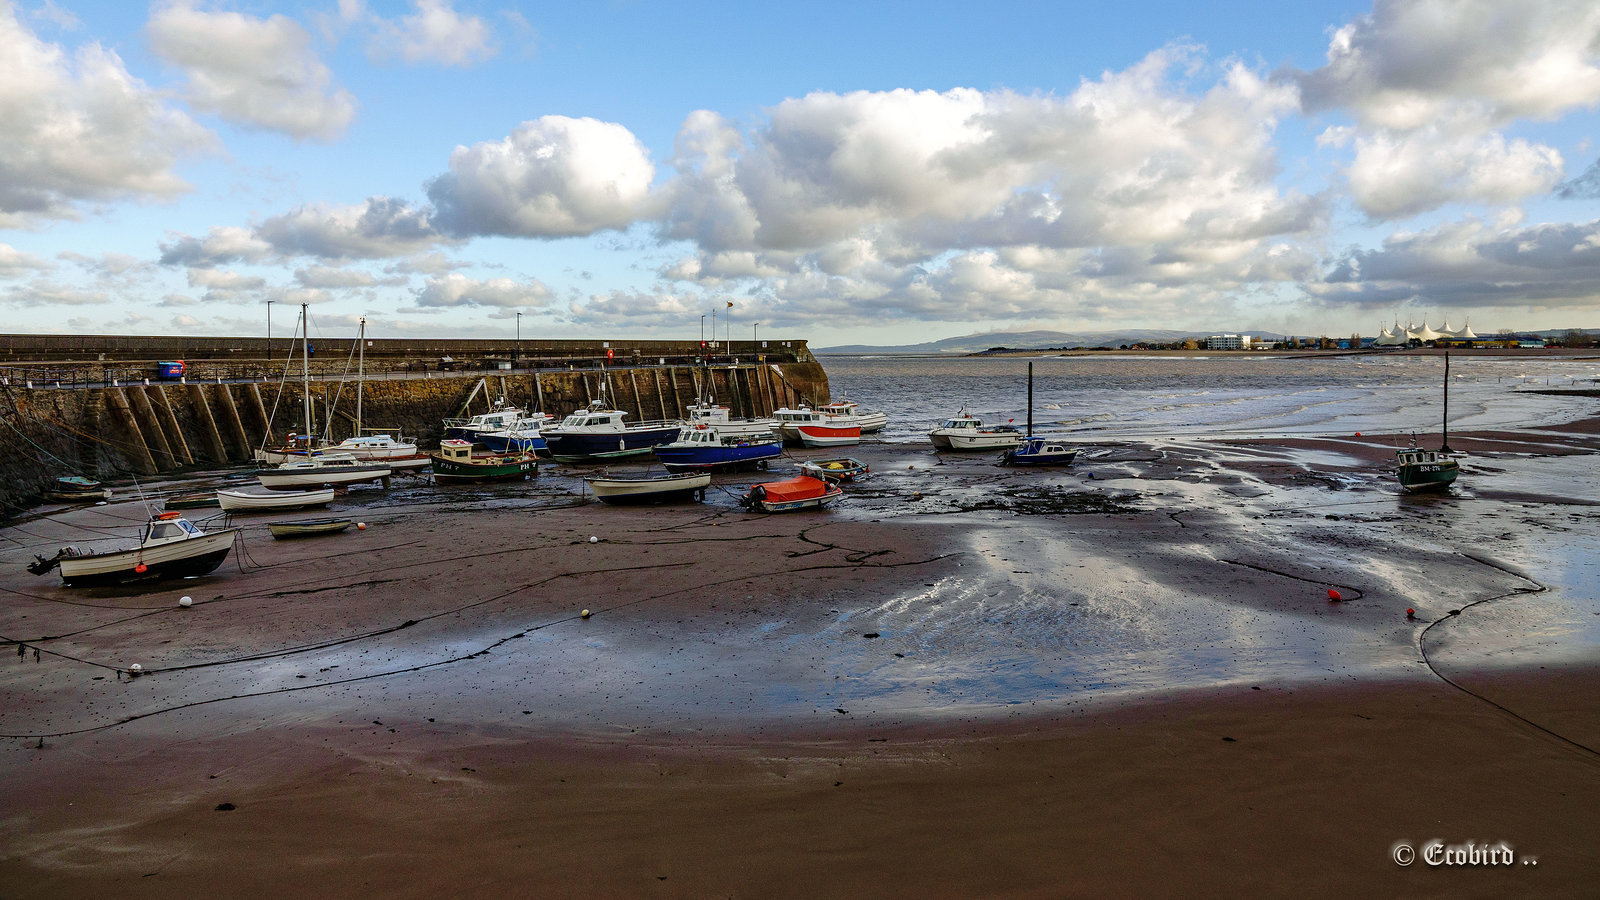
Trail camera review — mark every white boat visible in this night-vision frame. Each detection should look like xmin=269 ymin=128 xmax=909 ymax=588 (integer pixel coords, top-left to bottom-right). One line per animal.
xmin=443 ymin=400 xmax=532 ymax=443
xmin=27 ymin=511 xmax=238 ymax=587
xmin=217 ymin=487 xmax=336 ymax=511
xmin=815 ymin=400 xmax=888 ymax=434
xmin=256 ymin=453 xmax=391 ymax=490
xmin=324 ymin=433 xmax=419 ymax=460
xmin=928 ymin=405 xmax=1025 ymax=451
xmin=771 ymin=406 xmax=861 ymax=447
xmin=685 ymin=399 xmax=777 ymax=438
xmin=584 ymin=471 xmax=711 ymax=504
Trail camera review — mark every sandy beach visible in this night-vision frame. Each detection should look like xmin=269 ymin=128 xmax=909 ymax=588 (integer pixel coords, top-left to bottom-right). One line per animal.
xmin=3 ymin=418 xmax=1598 ymax=896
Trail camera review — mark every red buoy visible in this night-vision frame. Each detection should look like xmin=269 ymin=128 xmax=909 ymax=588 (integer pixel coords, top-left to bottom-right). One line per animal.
xmin=1406 ymin=608 xmax=1415 ymax=619
xmin=134 ymin=563 xmax=147 ymax=573
xmin=1327 ymin=589 xmax=1342 ymax=601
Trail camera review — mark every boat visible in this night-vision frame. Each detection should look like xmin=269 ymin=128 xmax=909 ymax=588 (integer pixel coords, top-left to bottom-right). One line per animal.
xmin=27 ymin=511 xmax=238 ymax=587
xmin=771 ymin=406 xmax=861 ymax=448
xmin=584 ymin=471 xmax=711 ymax=504
xmin=217 ymin=487 xmax=336 ymax=511
xmin=442 ymin=398 xmax=533 ymax=443
xmin=652 ymin=425 xmax=783 ymax=472
xmin=685 ymin=399 xmax=778 ymax=438
xmin=541 ymin=401 xmax=683 ymax=462
xmin=1003 ymin=437 xmax=1079 ymax=467
xmin=477 ymin=413 xmax=553 ymax=455
xmin=429 ymin=439 xmax=537 ymax=483
xmin=163 ymin=491 xmax=222 ymax=509
xmin=738 ymin=475 xmax=843 ymax=512
xmin=268 ymin=517 xmax=354 ymax=539
xmin=815 ymin=400 xmax=888 ymax=434
xmin=798 ymin=457 xmax=869 ymax=482
xmin=326 ymin=319 xmax=420 ymax=460
xmin=927 ymin=405 xmax=1025 ymax=451
xmin=256 ymin=452 xmax=391 ymax=490
xmin=46 ymin=475 xmax=111 ymax=502
xmin=1396 ymin=353 xmax=1460 ymax=493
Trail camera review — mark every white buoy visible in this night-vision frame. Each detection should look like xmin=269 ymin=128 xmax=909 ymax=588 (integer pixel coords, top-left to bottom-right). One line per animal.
xmin=129 ymin=663 xmax=143 ymax=673
xmin=357 ymin=522 xmax=367 ymax=530
xmin=179 ymin=596 xmax=193 ymax=608
xmin=589 ymin=535 xmax=598 ymax=543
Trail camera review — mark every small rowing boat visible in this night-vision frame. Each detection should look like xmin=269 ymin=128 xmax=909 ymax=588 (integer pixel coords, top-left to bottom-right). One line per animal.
xmin=738 ymin=475 xmax=843 ymax=512
xmin=585 ymin=471 xmax=711 ymax=504
xmin=267 ymin=517 xmax=354 ymax=539
xmin=217 ymin=487 xmax=335 ymax=511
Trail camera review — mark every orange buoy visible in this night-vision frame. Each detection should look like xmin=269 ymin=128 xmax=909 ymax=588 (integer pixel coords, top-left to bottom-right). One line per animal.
xmin=1327 ymin=589 xmax=1342 ymax=601
xmin=134 ymin=563 xmax=147 ymax=573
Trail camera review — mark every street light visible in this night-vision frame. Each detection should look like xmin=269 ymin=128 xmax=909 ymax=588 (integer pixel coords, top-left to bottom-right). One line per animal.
xmin=515 ymin=311 xmax=522 ymax=368
xmin=753 ymin=322 xmax=759 ymax=347
xmin=265 ymin=300 xmax=275 ymax=366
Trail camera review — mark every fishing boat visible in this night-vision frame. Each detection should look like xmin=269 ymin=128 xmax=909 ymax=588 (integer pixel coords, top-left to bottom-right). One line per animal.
xmin=1003 ymin=437 xmax=1078 ymax=467
xmin=584 ymin=471 xmax=711 ymax=504
xmin=798 ymin=457 xmax=869 ymax=482
xmin=477 ymin=413 xmax=554 ymax=455
xmin=256 ymin=452 xmax=391 ymax=490
xmin=738 ymin=475 xmax=843 ymax=512
xmin=927 ymin=405 xmax=1025 ymax=451
xmin=541 ymin=401 xmax=683 ymax=462
xmin=652 ymin=425 xmax=783 ymax=472
xmin=684 ymin=399 xmax=778 ymax=438
xmin=27 ymin=511 xmax=238 ymax=587
xmin=771 ymin=406 xmax=861 ymax=448
xmin=816 ymin=400 xmax=888 ymax=434
xmin=217 ymin=487 xmax=336 ymax=511
xmin=46 ymin=475 xmax=112 ymax=502
xmin=442 ymin=399 xmax=533 ymax=443
xmin=1396 ymin=353 xmax=1460 ymax=493
xmin=429 ymin=439 xmax=537 ymax=483
xmin=163 ymin=491 xmax=222 ymax=509
xmin=268 ymin=517 xmax=354 ymax=539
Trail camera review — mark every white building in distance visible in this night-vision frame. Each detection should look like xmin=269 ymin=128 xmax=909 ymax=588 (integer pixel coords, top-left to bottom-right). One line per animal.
xmin=1205 ymin=334 xmax=1252 ymax=350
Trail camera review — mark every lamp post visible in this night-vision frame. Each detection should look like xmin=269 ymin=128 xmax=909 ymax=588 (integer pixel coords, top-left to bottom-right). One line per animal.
xmin=753 ymin=322 xmax=759 ymax=349
xmin=265 ymin=300 xmax=275 ymax=367
xmin=515 ymin=312 xmax=522 ymax=369
xmin=701 ymin=314 xmax=706 ymax=345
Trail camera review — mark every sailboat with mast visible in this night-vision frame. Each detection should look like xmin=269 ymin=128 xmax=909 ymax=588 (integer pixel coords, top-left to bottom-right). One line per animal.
xmin=321 ymin=318 xmax=423 ymax=464
xmin=1395 ymin=353 xmax=1460 ymax=492
xmin=255 ymin=304 xmax=393 ymax=490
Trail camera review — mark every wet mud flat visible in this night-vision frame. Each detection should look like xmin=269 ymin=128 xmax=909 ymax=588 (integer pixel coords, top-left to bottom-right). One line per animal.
xmin=2 ymin=424 xmax=1598 ymax=895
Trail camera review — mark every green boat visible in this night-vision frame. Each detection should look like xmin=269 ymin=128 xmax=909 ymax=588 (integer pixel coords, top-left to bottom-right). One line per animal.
xmin=430 ymin=440 xmax=537 ymax=484
xmin=164 ymin=491 xmax=222 ymax=509
xmin=1395 ymin=447 xmax=1458 ymax=492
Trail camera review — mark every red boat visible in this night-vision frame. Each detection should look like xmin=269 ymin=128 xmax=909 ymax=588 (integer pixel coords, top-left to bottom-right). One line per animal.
xmin=739 ymin=475 xmax=844 ymax=512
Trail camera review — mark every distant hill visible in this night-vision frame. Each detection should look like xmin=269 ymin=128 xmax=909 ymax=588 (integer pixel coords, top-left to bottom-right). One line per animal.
xmin=818 ymin=329 xmax=1288 ymax=354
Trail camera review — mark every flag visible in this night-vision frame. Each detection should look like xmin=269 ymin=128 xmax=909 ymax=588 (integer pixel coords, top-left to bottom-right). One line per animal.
xmin=727 ymin=301 xmax=734 ymax=308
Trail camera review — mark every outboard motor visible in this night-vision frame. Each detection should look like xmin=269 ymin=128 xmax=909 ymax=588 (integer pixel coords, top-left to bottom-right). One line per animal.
xmin=27 ymin=553 xmax=61 ymax=576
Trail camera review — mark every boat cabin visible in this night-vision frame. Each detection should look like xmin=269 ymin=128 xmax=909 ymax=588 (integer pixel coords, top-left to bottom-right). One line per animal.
xmin=772 ymin=406 xmax=823 ymax=424
xmin=436 ymin=439 xmax=477 ymax=462
xmin=1396 ymin=448 xmax=1449 ymax=467
xmin=556 ymin=408 xmax=629 ymax=429
xmin=144 ymin=512 xmax=203 ymax=545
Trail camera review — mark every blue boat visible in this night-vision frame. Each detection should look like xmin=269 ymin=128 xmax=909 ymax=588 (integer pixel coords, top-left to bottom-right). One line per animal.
xmin=541 ymin=402 xmax=683 ymax=462
xmin=476 ymin=416 xmax=551 ymax=456
xmin=653 ymin=425 xmax=783 ymax=472
xmin=442 ymin=401 xmax=531 ymax=443
xmin=1002 ymin=437 xmax=1079 ymax=467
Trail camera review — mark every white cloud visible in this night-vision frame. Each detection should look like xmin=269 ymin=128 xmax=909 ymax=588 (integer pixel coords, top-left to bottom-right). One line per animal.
xmin=0 ymin=3 xmax=213 ymax=226
xmin=428 ymin=115 xmax=656 ymax=237
xmin=148 ymin=2 xmax=357 ymax=141
xmin=415 ymin=273 xmax=554 ymax=308
xmin=0 ymin=243 xmax=54 ymax=275
xmin=1346 ymin=129 xmax=1564 ymax=219
xmin=1314 ymin=215 xmax=1600 ymax=309
xmin=1 ymin=281 xmax=111 ymax=306
xmin=294 ymin=265 xmax=379 ymax=289
xmin=370 ymin=0 xmax=495 ymax=67
xmin=159 ymin=225 xmax=275 ymax=267
xmin=1292 ymin=0 xmax=1600 ymax=131
xmin=256 ymin=197 xmax=445 ymax=259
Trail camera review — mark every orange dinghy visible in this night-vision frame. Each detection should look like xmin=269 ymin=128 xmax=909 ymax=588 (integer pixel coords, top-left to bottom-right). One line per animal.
xmin=738 ymin=475 xmax=844 ymax=512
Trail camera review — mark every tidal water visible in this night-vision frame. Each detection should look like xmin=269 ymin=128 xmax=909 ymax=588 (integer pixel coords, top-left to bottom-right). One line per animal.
xmin=821 ymin=352 xmax=1600 ymax=442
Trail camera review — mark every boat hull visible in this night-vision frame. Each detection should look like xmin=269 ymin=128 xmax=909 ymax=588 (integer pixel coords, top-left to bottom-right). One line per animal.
xmin=430 ymin=453 xmax=536 ymax=483
xmin=217 ymin=487 xmax=335 ymax=511
xmin=653 ymin=440 xmax=782 ymax=472
xmin=543 ymin=425 xmax=682 ymax=461
xmin=795 ymin=424 xmax=860 ymax=448
xmin=799 ymin=458 xmax=869 ymax=481
xmin=477 ymin=431 xmax=549 ymax=455
xmin=56 ymin=530 xmax=237 ymax=586
xmin=933 ymin=431 xmax=1024 ymax=451
xmin=268 ymin=518 xmax=354 ymax=539
xmin=586 ymin=473 xmax=711 ymax=504
xmin=163 ymin=492 xmax=222 ymax=509
xmin=1398 ymin=461 xmax=1459 ymax=492
xmin=256 ymin=464 xmax=391 ymax=490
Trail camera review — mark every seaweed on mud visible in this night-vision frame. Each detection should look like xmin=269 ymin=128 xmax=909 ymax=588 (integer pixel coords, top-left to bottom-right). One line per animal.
xmin=964 ymin=486 xmax=1140 ymax=515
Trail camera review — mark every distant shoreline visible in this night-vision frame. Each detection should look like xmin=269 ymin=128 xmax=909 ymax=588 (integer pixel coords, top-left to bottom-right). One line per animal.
xmin=816 ymin=346 xmax=1600 ymax=360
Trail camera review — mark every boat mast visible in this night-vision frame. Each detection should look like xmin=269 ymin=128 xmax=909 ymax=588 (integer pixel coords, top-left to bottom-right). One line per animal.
xmin=355 ymin=317 xmax=365 ymax=437
xmin=1440 ymin=351 xmax=1452 ymax=453
xmin=1027 ymin=362 xmax=1034 ymax=438
xmin=300 ymin=303 xmax=312 ymax=441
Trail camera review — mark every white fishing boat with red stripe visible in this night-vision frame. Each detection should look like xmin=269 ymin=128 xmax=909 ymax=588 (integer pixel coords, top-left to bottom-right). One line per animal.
xmin=772 ymin=406 xmax=861 ymax=447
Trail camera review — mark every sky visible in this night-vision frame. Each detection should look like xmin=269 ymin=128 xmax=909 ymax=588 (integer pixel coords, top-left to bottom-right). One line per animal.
xmin=3 ymin=0 xmax=1600 ymax=347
